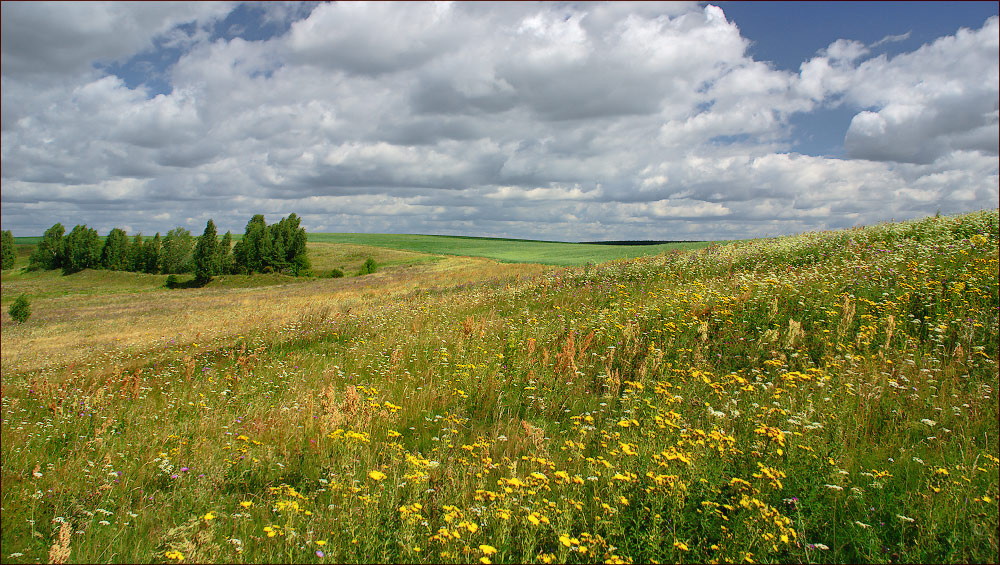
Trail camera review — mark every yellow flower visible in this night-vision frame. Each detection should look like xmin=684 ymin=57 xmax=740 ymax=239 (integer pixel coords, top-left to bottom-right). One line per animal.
xmin=527 ymin=513 xmax=541 ymax=526
xmin=239 ymin=501 xmax=253 ymax=508
xmin=674 ymin=541 xmax=689 ymax=551
xmin=387 ymin=430 xmax=402 ymax=438
xmin=315 ymin=541 xmax=327 ymax=546
xmin=480 ymin=559 xmax=491 ymax=564
xmin=479 ymin=545 xmax=498 ymax=555
xmin=164 ymin=550 xmax=185 ymax=561
xmin=368 ymin=470 xmax=387 ymax=481
xmin=560 ymin=535 xmax=573 ymax=547
xmin=203 ymin=512 xmax=215 ymax=521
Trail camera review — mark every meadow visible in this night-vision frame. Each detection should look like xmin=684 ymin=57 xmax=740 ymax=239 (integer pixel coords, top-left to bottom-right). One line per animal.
xmin=0 ymin=210 xmax=997 ymax=564
xmin=307 ymin=233 xmax=711 ymax=266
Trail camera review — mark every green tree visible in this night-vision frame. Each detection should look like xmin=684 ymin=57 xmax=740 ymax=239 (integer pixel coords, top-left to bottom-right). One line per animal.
xmin=8 ymin=294 xmax=30 ymax=323
xmin=274 ymin=213 xmax=310 ymax=275
xmin=229 ymin=214 xmax=309 ymax=276
xmin=193 ymin=219 xmax=219 ymax=284
xmin=359 ymin=257 xmax=377 ymax=275
xmin=127 ymin=233 xmax=145 ymax=272
xmin=233 ymin=215 xmax=267 ymax=274
xmin=100 ymin=227 xmax=131 ymax=271
xmin=145 ymin=233 xmax=162 ymax=274
xmin=162 ymin=227 xmax=194 ymax=274
xmin=1 ymin=230 xmax=15 ymax=270
xmin=218 ymin=231 xmax=234 ymax=275
xmin=62 ymin=225 xmax=101 ymax=275
xmin=28 ymin=223 xmax=65 ymax=271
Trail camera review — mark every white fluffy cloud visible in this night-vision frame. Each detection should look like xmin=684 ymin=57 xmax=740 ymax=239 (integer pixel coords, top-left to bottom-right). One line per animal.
xmin=1 ymin=2 xmax=996 ymax=240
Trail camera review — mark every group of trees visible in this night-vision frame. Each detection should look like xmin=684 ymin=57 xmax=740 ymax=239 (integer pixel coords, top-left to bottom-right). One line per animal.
xmin=1 ymin=230 xmax=15 ymax=270
xmin=23 ymin=214 xmax=309 ymax=282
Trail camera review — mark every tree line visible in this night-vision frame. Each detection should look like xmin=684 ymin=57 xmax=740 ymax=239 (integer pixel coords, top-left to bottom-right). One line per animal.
xmin=17 ymin=213 xmax=309 ymax=282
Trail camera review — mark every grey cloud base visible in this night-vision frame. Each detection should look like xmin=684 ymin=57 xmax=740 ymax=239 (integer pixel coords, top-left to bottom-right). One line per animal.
xmin=1 ymin=2 xmax=997 ymax=239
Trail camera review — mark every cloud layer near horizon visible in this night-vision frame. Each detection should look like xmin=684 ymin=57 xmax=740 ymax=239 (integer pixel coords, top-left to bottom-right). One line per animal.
xmin=2 ymin=1 xmax=997 ymax=240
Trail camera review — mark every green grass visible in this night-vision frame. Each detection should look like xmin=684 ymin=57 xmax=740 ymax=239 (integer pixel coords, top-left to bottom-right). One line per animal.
xmin=306 ymin=233 xmax=712 ymax=266
xmin=1 ymin=210 xmax=997 ymax=564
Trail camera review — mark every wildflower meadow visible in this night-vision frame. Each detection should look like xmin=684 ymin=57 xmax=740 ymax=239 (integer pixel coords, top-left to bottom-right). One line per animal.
xmin=1 ymin=210 xmax=997 ymax=564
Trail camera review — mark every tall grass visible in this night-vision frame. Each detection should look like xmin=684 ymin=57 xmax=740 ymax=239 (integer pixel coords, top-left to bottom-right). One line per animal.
xmin=1 ymin=210 xmax=997 ymax=564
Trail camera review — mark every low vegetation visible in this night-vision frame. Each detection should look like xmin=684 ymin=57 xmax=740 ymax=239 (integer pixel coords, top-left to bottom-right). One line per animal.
xmin=0 ymin=210 xmax=997 ymax=564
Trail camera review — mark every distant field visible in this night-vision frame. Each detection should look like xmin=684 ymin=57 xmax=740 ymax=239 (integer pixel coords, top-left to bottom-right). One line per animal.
xmin=12 ymin=233 xmax=710 ymax=267
xmin=308 ymin=233 xmax=712 ymax=265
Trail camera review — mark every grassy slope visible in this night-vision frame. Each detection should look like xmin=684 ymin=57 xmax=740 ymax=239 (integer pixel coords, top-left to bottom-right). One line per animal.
xmin=308 ymin=233 xmax=711 ymax=266
xmin=1 ymin=210 xmax=997 ymax=564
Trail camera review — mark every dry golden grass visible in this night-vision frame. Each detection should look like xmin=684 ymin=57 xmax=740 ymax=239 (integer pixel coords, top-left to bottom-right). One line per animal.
xmin=1 ymin=254 xmax=547 ymax=379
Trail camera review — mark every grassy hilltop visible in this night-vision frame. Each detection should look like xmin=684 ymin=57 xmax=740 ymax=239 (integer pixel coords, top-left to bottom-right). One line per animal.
xmin=1 ymin=210 xmax=997 ymax=564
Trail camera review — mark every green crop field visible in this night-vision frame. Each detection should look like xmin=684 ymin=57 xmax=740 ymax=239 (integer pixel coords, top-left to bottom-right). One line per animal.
xmin=1 ymin=210 xmax=997 ymax=564
xmin=307 ymin=233 xmax=712 ymax=266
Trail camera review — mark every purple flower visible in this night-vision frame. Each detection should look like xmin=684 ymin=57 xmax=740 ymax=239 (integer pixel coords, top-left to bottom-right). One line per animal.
xmin=316 ymin=550 xmax=325 ymax=558
xmin=180 ymin=467 xmax=190 ymax=473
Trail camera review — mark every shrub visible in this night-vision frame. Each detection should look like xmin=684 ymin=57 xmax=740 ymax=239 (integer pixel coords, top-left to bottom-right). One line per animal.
xmin=165 ymin=274 xmax=179 ymax=289
xmin=8 ymin=294 xmax=30 ymax=323
xmin=1 ymin=230 xmax=14 ymax=270
xmin=359 ymin=257 xmax=377 ymax=275
xmin=330 ymin=268 xmax=344 ymax=278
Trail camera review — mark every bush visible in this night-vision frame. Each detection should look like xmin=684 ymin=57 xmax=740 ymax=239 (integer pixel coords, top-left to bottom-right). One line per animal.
xmin=1 ymin=230 xmax=15 ymax=270
xmin=329 ymin=268 xmax=344 ymax=278
xmin=9 ymin=294 xmax=30 ymax=323
xmin=359 ymin=257 xmax=377 ymax=275
xmin=165 ymin=274 xmax=180 ymax=289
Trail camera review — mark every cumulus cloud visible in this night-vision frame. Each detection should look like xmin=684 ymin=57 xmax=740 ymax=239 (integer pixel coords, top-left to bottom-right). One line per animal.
xmin=803 ymin=16 xmax=999 ymax=164
xmin=0 ymin=1 xmax=232 ymax=78
xmin=0 ymin=2 xmax=996 ymax=240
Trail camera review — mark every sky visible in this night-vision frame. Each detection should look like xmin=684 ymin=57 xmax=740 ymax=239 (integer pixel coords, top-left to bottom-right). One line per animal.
xmin=1 ymin=1 xmax=997 ymax=241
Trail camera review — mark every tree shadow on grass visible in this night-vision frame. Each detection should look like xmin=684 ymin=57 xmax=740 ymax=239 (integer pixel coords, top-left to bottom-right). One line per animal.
xmin=165 ymin=275 xmax=210 ymax=289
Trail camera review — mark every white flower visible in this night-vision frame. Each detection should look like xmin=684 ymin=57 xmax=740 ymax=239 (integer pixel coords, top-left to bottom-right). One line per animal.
xmin=897 ymin=514 xmax=915 ymax=523
xmin=920 ymin=418 xmax=937 ymax=427
xmin=825 ymin=484 xmax=844 ymax=491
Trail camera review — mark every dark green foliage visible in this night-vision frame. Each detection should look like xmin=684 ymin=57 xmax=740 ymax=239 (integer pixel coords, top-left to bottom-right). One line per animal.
xmin=28 ymin=223 xmax=65 ymax=271
xmin=162 ymin=227 xmax=194 ymax=274
xmin=233 ymin=215 xmax=266 ymax=274
xmin=232 ymin=213 xmax=309 ymax=275
xmin=278 ymin=214 xmax=310 ymax=275
xmin=8 ymin=294 xmax=30 ymax=323
xmin=165 ymin=274 xmax=180 ymax=289
xmin=100 ymin=228 xmax=131 ymax=271
xmin=359 ymin=257 xmax=377 ymax=275
xmin=61 ymin=225 xmax=102 ymax=275
xmin=193 ymin=219 xmax=220 ymax=283
xmin=329 ymin=268 xmax=344 ymax=278
xmin=1 ymin=230 xmax=14 ymax=270
xmin=218 ymin=231 xmax=234 ymax=275
xmin=146 ymin=233 xmax=162 ymax=274
xmin=127 ymin=233 xmax=145 ymax=272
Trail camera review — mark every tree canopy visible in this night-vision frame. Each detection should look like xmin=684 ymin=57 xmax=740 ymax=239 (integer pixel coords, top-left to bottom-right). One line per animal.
xmin=22 ymin=214 xmax=309 ymax=279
